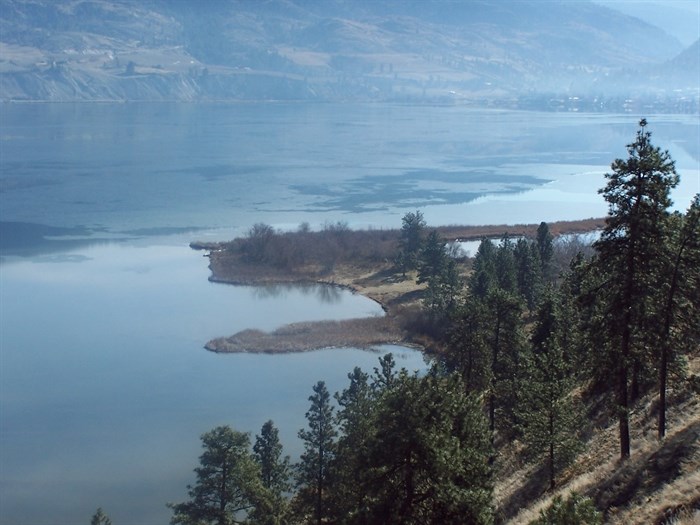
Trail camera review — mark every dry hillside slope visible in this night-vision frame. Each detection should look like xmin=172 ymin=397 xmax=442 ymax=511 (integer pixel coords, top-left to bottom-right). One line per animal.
xmin=497 ymin=352 xmax=700 ymax=524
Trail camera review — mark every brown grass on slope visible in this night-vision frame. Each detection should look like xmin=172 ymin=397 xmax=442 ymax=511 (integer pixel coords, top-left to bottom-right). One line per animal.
xmin=499 ymin=353 xmax=700 ymax=525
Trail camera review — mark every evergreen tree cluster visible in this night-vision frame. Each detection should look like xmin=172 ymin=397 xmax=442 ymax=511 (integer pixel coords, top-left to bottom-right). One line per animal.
xmin=169 ymin=357 xmax=493 ymax=525
xmin=435 ymin=120 xmax=699 ymax=492
xmin=440 ymin=228 xmax=580 ymax=490
xmin=395 ymin=211 xmax=462 ymax=330
xmin=394 ymin=120 xmax=698 ymax=497
xmin=168 ymin=121 xmax=698 ymax=524
xmin=578 ymin=121 xmax=700 ymax=456
xmin=169 ymin=424 xmax=290 ymax=525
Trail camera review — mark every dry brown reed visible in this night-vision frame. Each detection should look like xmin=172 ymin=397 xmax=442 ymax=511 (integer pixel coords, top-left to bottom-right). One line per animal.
xmin=205 ymin=316 xmax=406 ymax=353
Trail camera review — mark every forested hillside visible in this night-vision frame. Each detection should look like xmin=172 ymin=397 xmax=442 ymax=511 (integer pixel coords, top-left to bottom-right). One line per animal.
xmin=125 ymin=121 xmax=700 ymax=525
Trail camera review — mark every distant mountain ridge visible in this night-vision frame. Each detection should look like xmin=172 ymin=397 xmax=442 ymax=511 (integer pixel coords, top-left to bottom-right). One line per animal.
xmin=0 ymin=0 xmax=697 ymax=109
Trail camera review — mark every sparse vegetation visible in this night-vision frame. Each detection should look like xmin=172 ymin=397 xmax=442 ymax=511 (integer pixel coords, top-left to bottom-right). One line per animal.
xmin=529 ymin=492 xmax=602 ymax=525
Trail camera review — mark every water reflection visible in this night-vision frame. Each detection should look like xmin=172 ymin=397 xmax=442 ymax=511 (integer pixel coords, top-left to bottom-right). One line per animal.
xmin=32 ymin=253 xmax=93 ymax=264
xmin=290 ymin=169 xmax=550 ymax=213
xmin=0 ymin=221 xmax=102 ymax=257
xmin=252 ymin=282 xmax=344 ymax=304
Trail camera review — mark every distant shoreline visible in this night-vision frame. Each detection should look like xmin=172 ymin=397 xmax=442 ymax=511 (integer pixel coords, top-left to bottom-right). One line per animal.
xmin=195 ymin=217 xmax=604 ymax=354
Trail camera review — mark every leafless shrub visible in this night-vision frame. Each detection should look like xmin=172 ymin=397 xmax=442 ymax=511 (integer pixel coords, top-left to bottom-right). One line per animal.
xmin=550 ymin=233 xmax=597 ymax=277
xmin=230 ymin=223 xmax=400 ymax=273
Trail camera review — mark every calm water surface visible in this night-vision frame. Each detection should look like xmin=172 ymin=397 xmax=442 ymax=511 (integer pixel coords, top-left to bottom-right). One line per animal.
xmin=1 ymin=237 xmax=425 ymax=524
xmin=0 ymin=103 xmax=698 ymax=524
xmin=1 ymin=103 xmax=697 ymax=240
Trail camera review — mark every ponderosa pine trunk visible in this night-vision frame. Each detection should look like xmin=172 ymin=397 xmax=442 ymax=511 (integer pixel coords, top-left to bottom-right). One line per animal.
xmin=658 ymin=225 xmax=688 ymax=440
xmin=549 ymin=411 xmax=555 ymax=490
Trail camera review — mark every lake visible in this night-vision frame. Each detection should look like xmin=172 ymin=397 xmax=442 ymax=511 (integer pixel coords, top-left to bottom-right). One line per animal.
xmin=0 ymin=103 xmax=698 ymax=524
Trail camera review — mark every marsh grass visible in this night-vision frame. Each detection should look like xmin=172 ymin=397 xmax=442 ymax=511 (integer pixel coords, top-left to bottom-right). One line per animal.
xmin=205 ymin=316 xmax=406 ymax=353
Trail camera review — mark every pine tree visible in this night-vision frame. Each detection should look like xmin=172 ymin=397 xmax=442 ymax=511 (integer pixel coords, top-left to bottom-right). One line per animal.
xmin=656 ymin=195 xmax=700 ymax=439
xmin=417 ymin=230 xmax=446 ymax=284
xmin=418 ymin=229 xmax=461 ymax=319
xmin=396 ymin=210 xmax=426 ymax=275
xmin=468 ymin=237 xmax=525 ymax=440
xmin=295 ymin=381 xmax=337 ymax=525
xmin=483 ymin=288 xmax=525 ymax=441
xmin=364 ymin=370 xmax=493 ymax=524
xmin=445 ymin=296 xmax=491 ymax=393
xmin=519 ymin=289 xmax=582 ymax=490
xmin=169 ymin=426 xmax=263 ymax=525
xmin=557 ymin=254 xmax=588 ymax=378
xmin=469 ymin=238 xmax=497 ymax=299
xmin=329 ymin=367 xmax=376 ymax=521
xmin=372 ymin=352 xmax=397 ymax=391
xmin=536 ymin=221 xmax=554 ymax=278
xmin=514 ymin=238 xmax=542 ymax=309
xmin=495 ymin=235 xmax=517 ymax=294
xmin=590 ymin=119 xmax=679 ymax=459
xmin=252 ymin=420 xmax=290 ymax=525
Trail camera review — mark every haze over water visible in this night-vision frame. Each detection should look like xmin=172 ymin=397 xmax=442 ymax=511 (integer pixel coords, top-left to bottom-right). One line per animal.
xmin=0 ymin=102 xmax=698 ymax=524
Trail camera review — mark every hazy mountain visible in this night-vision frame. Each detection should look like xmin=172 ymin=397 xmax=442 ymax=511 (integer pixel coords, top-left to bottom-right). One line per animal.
xmin=594 ymin=0 xmax=700 ymax=47
xmin=0 ymin=0 xmax=696 ymax=108
xmin=658 ymin=38 xmax=700 ymax=87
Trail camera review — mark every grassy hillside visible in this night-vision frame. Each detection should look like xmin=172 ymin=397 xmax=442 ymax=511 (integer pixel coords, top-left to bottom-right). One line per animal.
xmin=498 ymin=350 xmax=700 ymax=524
